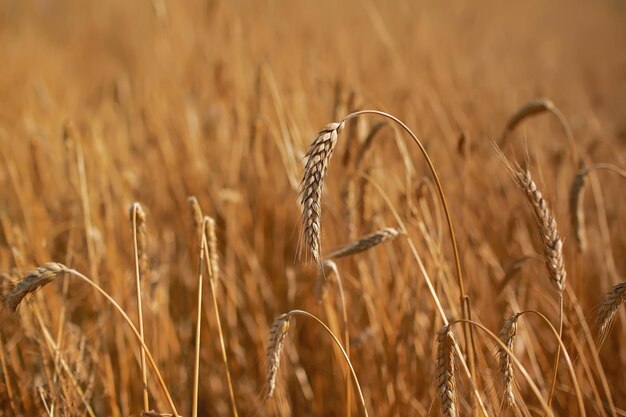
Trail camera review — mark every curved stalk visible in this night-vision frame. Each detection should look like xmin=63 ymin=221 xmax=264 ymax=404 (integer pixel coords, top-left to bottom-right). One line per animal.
xmin=287 ymin=310 xmax=369 ymax=417
xmin=340 ymin=110 xmax=474 ymax=379
xmin=66 ymin=269 xmax=178 ymax=416
xmin=447 ymin=319 xmax=555 ymax=417
xmin=516 ymin=310 xmax=586 ymax=417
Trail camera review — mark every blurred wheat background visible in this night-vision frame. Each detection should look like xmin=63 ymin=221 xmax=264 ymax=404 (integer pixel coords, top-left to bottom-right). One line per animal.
xmin=0 ymin=0 xmax=625 ymax=416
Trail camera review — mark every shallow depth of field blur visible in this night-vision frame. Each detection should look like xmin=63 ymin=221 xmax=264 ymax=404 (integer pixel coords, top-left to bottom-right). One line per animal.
xmin=1 ymin=0 xmax=625 ymax=416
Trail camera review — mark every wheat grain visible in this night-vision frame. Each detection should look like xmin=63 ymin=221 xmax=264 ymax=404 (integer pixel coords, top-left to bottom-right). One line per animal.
xmin=300 ymin=121 xmax=344 ymax=267
xmin=263 ymin=314 xmax=291 ymax=401
xmin=436 ymin=325 xmax=457 ymax=417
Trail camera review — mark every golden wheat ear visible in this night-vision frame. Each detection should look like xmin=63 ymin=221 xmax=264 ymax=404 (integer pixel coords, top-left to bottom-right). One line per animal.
xmin=300 ymin=121 xmax=344 ymax=268
xmin=436 ymin=325 xmax=457 ymax=417
xmin=595 ymin=282 xmax=626 ymax=348
xmin=2 ymin=263 xmax=68 ymax=312
xmin=499 ymin=313 xmax=522 ymax=409
xmin=262 ymin=314 xmax=291 ymax=401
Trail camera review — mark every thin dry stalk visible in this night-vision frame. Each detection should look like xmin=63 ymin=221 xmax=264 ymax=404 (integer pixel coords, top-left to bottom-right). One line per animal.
xmin=596 ymin=282 xmax=626 ymax=347
xmin=569 ymin=163 xmax=626 ymax=252
xmin=300 ymin=122 xmax=344 ymax=267
xmin=192 ymin=226 xmax=208 ymax=417
xmin=262 ymin=314 xmax=291 ymax=400
xmin=202 ymin=219 xmax=239 ymax=417
xmin=325 ymin=227 xmax=403 ymax=259
xmin=130 ymin=202 xmax=150 ymax=413
xmin=499 ymin=313 xmax=521 ymax=409
xmin=0 ymin=335 xmax=17 ymax=414
xmin=436 ymin=325 xmax=457 ymax=417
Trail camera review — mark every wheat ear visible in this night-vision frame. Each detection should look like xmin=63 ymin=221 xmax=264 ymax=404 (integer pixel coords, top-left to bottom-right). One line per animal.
xmin=262 ymin=314 xmax=291 ymax=400
xmin=325 ymin=227 xmax=403 ymax=259
xmin=509 ymin=167 xmax=566 ymax=292
xmin=499 ymin=313 xmax=521 ymax=408
xmin=596 ymin=282 xmax=626 ymax=347
xmin=436 ymin=325 xmax=457 ymax=417
xmin=300 ymin=122 xmax=344 ymax=268
xmin=569 ymin=163 xmax=626 ymax=252
xmin=1 ymin=263 xmax=67 ymax=311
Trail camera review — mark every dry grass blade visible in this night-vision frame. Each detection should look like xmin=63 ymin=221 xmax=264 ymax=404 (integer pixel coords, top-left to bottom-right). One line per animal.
xmin=569 ymin=163 xmax=626 ymax=252
xmin=1 ymin=263 xmax=67 ymax=312
xmin=596 ymin=282 xmax=626 ymax=347
xmin=499 ymin=313 xmax=521 ymax=408
xmin=436 ymin=324 xmax=457 ymax=417
xmin=262 ymin=314 xmax=291 ymax=401
xmin=325 ymin=227 xmax=403 ymax=259
xmin=300 ymin=121 xmax=344 ymax=267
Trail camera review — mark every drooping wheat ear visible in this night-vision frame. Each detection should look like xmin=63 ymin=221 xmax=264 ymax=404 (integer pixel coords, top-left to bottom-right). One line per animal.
xmin=206 ymin=216 xmax=220 ymax=281
xmin=325 ymin=227 xmax=403 ymax=260
xmin=188 ymin=196 xmax=204 ymax=243
xmin=436 ymin=325 xmax=457 ymax=417
xmin=499 ymin=313 xmax=521 ymax=408
xmin=568 ymin=163 xmax=626 ymax=253
xmin=512 ymin=168 xmax=566 ymax=292
xmin=499 ymin=98 xmax=577 ymax=165
xmin=1 ymin=263 xmax=68 ymax=312
xmin=300 ymin=121 xmax=344 ymax=268
xmin=596 ymin=282 xmax=626 ymax=347
xmin=263 ymin=314 xmax=291 ymax=401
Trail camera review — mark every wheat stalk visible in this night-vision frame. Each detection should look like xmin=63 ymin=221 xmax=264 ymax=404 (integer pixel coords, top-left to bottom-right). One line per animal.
xmin=436 ymin=324 xmax=457 ymax=417
xmin=300 ymin=122 xmax=344 ymax=267
xmin=499 ymin=313 xmax=521 ymax=408
xmin=130 ymin=202 xmax=150 ymax=413
xmin=325 ymin=227 xmax=403 ymax=260
xmin=596 ymin=282 xmax=626 ymax=347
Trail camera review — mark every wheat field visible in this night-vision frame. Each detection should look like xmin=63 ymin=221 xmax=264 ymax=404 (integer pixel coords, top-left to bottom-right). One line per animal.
xmin=1 ymin=1 xmax=625 ymax=416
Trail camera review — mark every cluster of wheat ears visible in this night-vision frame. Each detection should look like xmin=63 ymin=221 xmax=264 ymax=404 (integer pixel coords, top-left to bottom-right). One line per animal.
xmin=0 ymin=96 xmax=625 ymax=417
